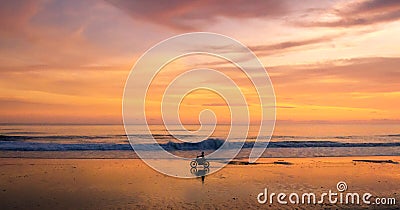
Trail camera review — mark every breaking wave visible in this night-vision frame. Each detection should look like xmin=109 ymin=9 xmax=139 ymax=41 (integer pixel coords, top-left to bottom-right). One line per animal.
xmin=1 ymin=137 xmax=399 ymax=151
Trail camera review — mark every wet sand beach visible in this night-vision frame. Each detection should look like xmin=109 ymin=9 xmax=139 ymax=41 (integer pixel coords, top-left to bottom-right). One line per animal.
xmin=0 ymin=156 xmax=399 ymax=209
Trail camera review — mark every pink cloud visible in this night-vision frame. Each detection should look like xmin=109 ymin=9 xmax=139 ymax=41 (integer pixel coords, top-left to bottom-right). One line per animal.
xmin=106 ymin=0 xmax=290 ymax=31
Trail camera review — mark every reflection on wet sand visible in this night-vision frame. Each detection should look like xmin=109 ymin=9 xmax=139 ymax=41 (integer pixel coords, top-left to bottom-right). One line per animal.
xmin=190 ymin=167 xmax=210 ymax=184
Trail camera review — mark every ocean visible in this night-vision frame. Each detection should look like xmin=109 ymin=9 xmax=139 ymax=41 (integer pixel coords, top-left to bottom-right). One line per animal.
xmin=0 ymin=123 xmax=399 ymax=159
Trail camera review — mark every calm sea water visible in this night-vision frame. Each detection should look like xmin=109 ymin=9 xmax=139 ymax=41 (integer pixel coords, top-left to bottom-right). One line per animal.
xmin=0 ymin=123 xmax=399 ymax=159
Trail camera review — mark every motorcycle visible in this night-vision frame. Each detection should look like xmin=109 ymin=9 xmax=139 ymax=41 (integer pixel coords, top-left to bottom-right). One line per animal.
xmin=190 ymin=157 xmax=210 ymax=168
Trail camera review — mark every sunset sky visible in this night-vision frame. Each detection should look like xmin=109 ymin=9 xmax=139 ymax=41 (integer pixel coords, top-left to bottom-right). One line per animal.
xmin=1 ymin=0 xmax=400 ymax=124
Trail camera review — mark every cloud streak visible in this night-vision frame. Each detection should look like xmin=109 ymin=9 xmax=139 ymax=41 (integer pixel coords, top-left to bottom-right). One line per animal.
xmin=297 ymin=0 xmax=400 ymax=27
xmin=106 ymin=0 xmax=290 ymax=31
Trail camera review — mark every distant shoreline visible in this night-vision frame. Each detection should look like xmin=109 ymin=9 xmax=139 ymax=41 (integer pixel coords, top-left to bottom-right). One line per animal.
xmin=1 ymin=151 xmax=399 ymax=160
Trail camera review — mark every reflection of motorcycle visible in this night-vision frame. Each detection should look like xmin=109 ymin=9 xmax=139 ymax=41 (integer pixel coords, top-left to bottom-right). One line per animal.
xmin=190 ymin=167 xmax=209 ymax=183
xmin=190 ymin=157 xmax=210 ymax=168
xmin=190 ymin=167 xmax=210 ymax=176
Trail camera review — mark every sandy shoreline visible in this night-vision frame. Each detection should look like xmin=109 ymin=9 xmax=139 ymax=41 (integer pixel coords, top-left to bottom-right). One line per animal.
xmin=0 ymin=156 xmax=399 ymax=209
